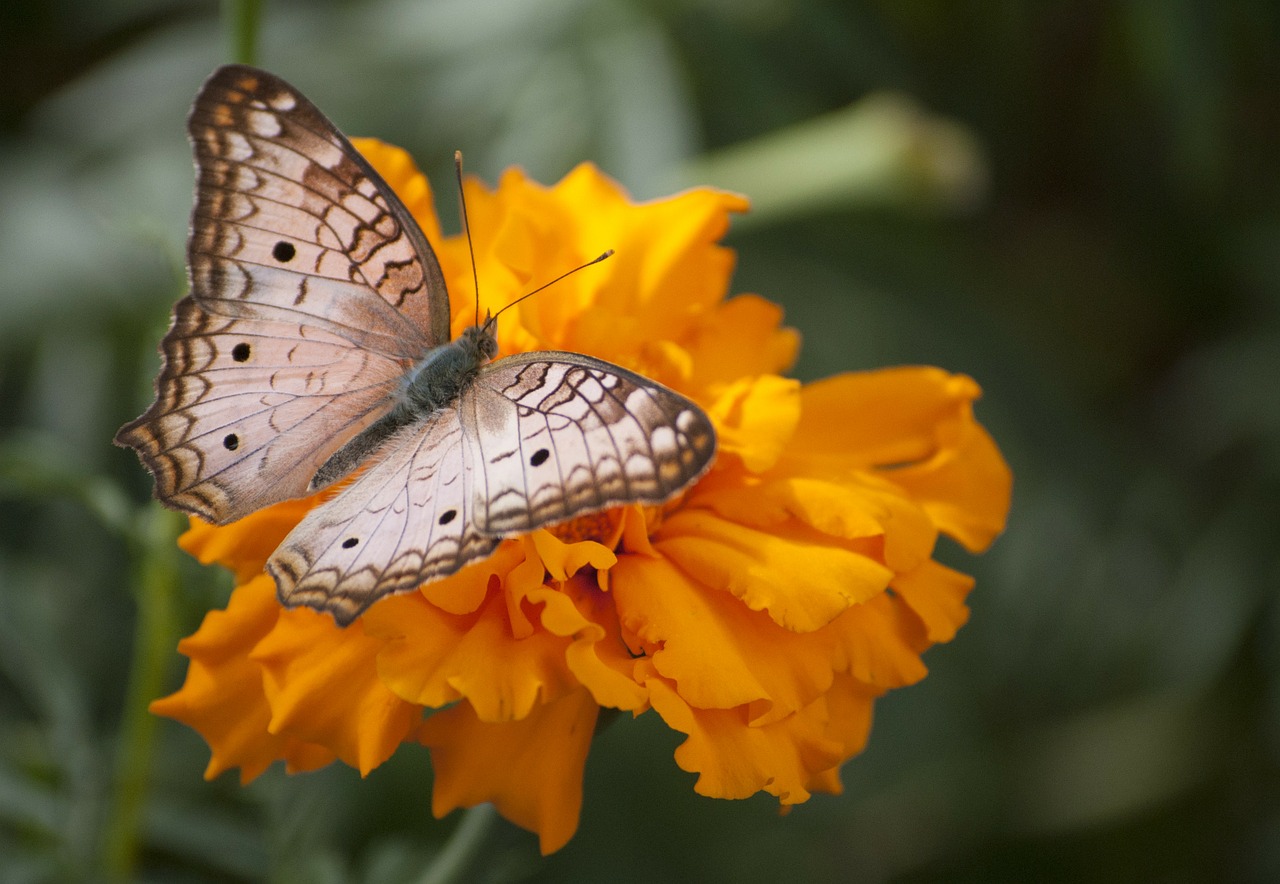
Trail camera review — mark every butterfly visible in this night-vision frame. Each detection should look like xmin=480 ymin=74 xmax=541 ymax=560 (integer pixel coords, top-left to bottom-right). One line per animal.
xmin=115 ymin=65 xmax=717 ymax=626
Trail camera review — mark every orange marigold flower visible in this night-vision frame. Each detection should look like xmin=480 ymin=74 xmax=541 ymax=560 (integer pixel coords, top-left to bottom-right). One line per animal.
xmin=151 ymin=140 xmax=1013 ymax=854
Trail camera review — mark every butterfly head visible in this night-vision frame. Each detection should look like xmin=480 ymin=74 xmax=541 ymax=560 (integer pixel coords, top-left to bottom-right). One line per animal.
xmin=459 ymin=318 xmax=498 ymax=365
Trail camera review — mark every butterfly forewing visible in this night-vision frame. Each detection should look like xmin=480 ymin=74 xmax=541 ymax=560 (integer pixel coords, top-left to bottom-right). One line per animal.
xmin=463 ymin=353 xmax=717 ymax=534
xmin=188 ymin=65 xmax=450 ymax=345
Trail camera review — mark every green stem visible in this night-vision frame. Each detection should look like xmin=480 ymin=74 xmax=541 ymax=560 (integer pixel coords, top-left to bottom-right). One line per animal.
xmin=101 ymin=507 xmax=184 ymax=880
xmin=413 ymin=804 xmax=500 ymax=884
xmin=223 ymin=0 xmax=263 ymax=66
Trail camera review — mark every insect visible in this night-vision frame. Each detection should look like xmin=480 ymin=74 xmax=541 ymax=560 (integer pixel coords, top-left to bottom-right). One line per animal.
xmin=115 ymin=65 xmax=717 ymax=625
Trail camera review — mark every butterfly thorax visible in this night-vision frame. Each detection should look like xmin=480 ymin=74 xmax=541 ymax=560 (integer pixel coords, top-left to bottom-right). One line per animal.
xmin=401 ymin=324 xmax=497 ymax=413
xmin=308 ymin=323 xmax=497 ymax=492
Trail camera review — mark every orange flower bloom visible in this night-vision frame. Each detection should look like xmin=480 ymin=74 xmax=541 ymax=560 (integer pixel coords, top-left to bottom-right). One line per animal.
xmin=151 ymin=141 xmax=1012 ymax=854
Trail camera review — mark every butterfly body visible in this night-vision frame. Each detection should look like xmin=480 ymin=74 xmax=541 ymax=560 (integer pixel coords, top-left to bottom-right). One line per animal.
xmin=117 ymin=65 xmax=716 ymax=625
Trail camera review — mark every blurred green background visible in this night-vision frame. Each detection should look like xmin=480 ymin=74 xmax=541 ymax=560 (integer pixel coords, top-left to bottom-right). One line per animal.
xmin=2 ymin=1 xmax=1278 ymax=881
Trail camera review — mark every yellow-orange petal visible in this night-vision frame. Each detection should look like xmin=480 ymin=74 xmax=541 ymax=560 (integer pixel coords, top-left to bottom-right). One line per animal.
xmin=554 ymin=166 xmax=746 ymax=327
xmin=706 ymin=374 xmax=802 ymax=474
xmin=420 ymin=541 xmax=526 ymax=616
xmin=686 ymin=294 xmax=801 ymax=393
xmin=792 ymin=367 xmax=971 ymax=468
xmin=656 ymin=508 xmax=893 ymax=632
xmin=890 ymin=558 xmax=974 ymax=643
xmin=611 ymin=555 xmax=833 ymax=723
xmin=418 ymin=689 xmax=599 ymax=855
xmin=883 ymin=415 xmax=1011 ymax=553
xmin=801 ymin=674 xmax=882 ymax=796
xmin=789 ymin=368 xmax=1011 ymax=550
xmin=555 ymin=574 xmax=649 ymax=712
xmin=249 ymin=606 xmax=421 ymax=776
xmin=365 ymin=580 xmax=578 ymax=722
xmin=643 ymin=664 xmax=843 ymax=805
xmin=179 ymin=496 xmax=316 ymax=582
xmin=691 ymin=470 xmax=938 ymax=574
xmin=528 ymin=529 xmax=617 ymax=582
xmin=149 ymin=575 xmax=335 ymax=781
xmin=825 ymin=590 xmax=929 ymax=689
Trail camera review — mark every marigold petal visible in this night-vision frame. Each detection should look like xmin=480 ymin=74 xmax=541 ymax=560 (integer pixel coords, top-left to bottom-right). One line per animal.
xmin=643 ymin=666 xmax=842 ymax=805
xmin=791 ymin=368 xmax=966 ymax=467
xmin=612 ymin=555 xmax=835 ymax=722
xmin=890 ymin=558 xmax=974 ymax=643
xmin=557 ymin=169 xmax=747 ymax=348
xmin=529 ymin=529 xmax=616 ymax=581
xmin=885 ymin=418 xmax=1012 ymax=553
xmin=826 ymin=591 xmax=929 ymax=689
xmin=366 ymin=581 xmax=577 ymax=722
xmin=417 ymin=690 xmax=598 ymax=855
xmin=656 ymin=509 xmax=893 ymax=632
xmin=686 ymin=294 xmax=800 ymax=391
xmin=790 ymin=368 xmax=1011 ymax=550
xmin=417 ymin=542 xmax=525 ymax=615
xmin=707 ymin=374 xmax=801 ymax=474
xmin=179 ymin=497 xmax=314 ymax=582
xmin=555 ymin=575 xmax=649 ymax=711
xmin=692 ymin=471 xmax=938 ymax=574
xmin=149 ymin=575 xmax=335 ymax=782
xmin=800 ymin=675 xmax=882 ymax=796
xmin=250 ymin=607 xmax=421 ymax=775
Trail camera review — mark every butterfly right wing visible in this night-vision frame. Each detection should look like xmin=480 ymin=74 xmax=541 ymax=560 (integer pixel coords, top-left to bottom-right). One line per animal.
xmin=117 ymin=66 xmax=450 ymax=523
xmin=268 ymin=414 xmax=499 ymax=626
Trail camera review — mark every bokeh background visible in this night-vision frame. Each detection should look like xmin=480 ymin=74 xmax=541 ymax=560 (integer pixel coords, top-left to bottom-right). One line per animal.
xmin=2 ymin=1 xmax=1278 ymax=881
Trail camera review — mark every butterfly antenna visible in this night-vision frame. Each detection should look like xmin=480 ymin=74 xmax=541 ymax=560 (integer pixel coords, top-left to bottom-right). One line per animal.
xmin=490 ymin=250 xmax=615 ymax=326
xmin=455 ymin=151 xmax=483 ymax=327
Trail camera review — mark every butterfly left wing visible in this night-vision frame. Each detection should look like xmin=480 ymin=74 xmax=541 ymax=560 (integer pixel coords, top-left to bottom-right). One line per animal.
xmin=117 ymin=65 xmax=453 ymax=523
xmin=462 ymin=352 xmax=717 ymax=534
xmin=268 ymin=413 xmax=499 ymax=626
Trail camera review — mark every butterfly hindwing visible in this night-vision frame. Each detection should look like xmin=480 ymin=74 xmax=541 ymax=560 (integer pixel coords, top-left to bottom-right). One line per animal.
xmin=463 ymin=353 xmax=717 ymax=534
xmin=115 ymin=297 xmax=410 ymax=522
xmin=268 ymin=416 xmax=499 ymax=626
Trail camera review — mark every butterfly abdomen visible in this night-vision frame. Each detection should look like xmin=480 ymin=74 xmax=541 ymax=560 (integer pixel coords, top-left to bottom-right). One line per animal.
xmin=308 ymin=329 xmax=494 ymax=491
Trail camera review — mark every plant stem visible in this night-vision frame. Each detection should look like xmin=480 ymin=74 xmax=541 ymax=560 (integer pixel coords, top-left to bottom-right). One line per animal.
xmin=224 ymin=0 xmax=263 ymax=66
xmin=101 ymin=507 xmax=183 ymax=880
xmin=413 ymin=804 xmax=500 ymax=884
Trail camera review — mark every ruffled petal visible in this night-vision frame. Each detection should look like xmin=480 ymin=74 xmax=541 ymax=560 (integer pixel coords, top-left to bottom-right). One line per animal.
xmin=686 ymin=295 xmax=800 ymax=392
xmin=611 ymin=555 xmax=834 ymax=724
xmin=802 ymin=674 xmax=882 ymax=796
xmin=643 ymin=664 xmax=843 ymax=805
xmin=554 ymin=574 xmax=649 ymax=712
xmin=366 ymin=570 xmax=578 ymax=722
xmin=418 ymin=690 xmax=599 ymax=855
xmin=150 ymin=576 xmax=335 ymax=781
xmin=656 ymin=508 xmax=893 ymax=632
xmin=249 ymin=607 xmax=421 ymax=775
xmin=705 ymin=374 xmax=801 ymax=474
xmin=890 ymin=558 xmax=974 ymax=643
xmin=825 ymin=591 xmax=929 ymax=689
xmin=179 ymin=496 xmax=316 ymax=582
xmin=692 ymin=470 xmax=938 ymax=574
xmin=789 ymin=368 xmax=1011 ymax=550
